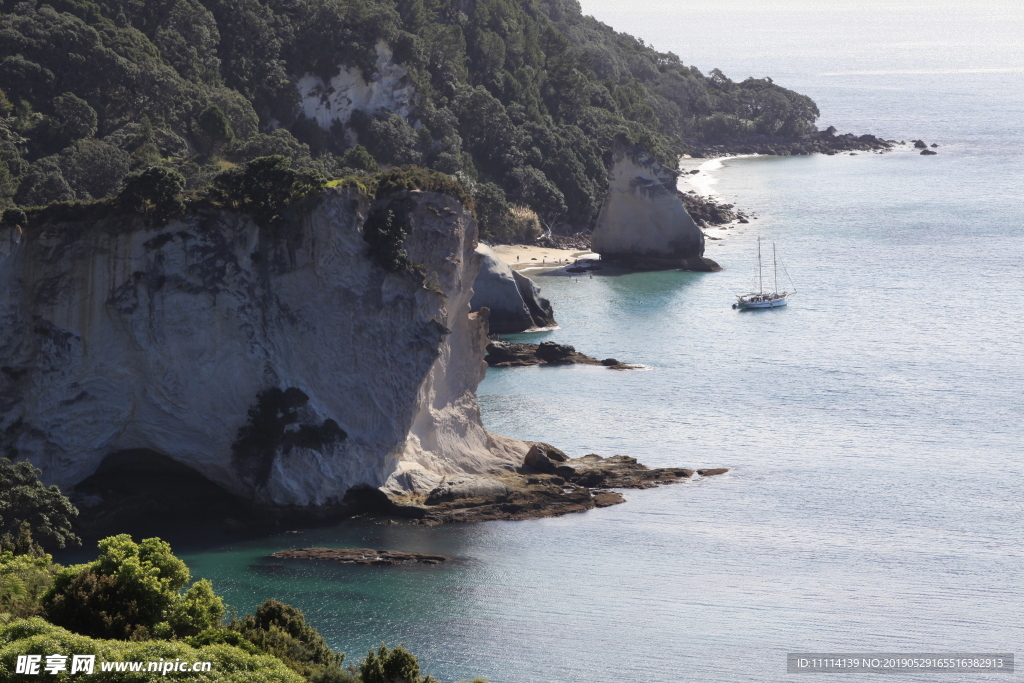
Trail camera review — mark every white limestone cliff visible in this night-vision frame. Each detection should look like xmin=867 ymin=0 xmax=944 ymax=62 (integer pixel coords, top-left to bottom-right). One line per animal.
xmin=591 ymin=142 xmax=720 ymax=271
xmin=296 ymin=41 xmax=415 ymax=132
xmin=0 ymin=189 xmax=527 ymax=510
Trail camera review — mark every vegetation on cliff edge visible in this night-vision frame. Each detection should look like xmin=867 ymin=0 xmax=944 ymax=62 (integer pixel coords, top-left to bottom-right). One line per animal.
xmin=0 ymin=0 xmax=876 ymax=242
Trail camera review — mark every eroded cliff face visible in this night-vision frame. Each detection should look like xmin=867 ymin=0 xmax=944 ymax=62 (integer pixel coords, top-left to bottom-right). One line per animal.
xmin=0 ymin=189 xmax=525 ymax=513
xmin=470 ymin=244 xmax=556 ymax=334
xmin=296 ymin=41 xmax=415 ymax=133
xmin=592 ymin=142 xmax=721 ymax=271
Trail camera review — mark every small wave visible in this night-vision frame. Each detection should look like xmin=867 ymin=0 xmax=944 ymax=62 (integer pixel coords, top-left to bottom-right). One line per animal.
xmin=685 ymin=154 xmax=761 ymax=196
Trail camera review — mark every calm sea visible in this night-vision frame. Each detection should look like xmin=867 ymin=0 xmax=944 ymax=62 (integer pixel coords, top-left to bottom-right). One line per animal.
xmin=177 ymin=2 xmax=1024 ymax=681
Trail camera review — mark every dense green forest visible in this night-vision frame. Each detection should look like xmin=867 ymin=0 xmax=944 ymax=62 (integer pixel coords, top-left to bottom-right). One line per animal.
xmin=0 ymin=0 xmax=877 ymax=238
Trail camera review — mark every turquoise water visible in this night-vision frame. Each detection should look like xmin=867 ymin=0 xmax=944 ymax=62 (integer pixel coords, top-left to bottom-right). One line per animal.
xmin=176 ymin=2 xmax=1024 ymax=681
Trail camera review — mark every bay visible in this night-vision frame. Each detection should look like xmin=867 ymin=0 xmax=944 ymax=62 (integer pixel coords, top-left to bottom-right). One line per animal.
xmin=179 ymin=1 xmax=1024 ymax=681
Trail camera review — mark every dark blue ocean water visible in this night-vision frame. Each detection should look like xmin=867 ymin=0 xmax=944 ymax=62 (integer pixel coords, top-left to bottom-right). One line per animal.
xmin=178 ymin=2 xmax=1024 ymax=681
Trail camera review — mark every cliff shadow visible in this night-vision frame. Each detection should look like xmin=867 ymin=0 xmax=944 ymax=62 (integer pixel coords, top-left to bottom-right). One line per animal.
xmin=70 ymin=449 xmax=255 ymax=544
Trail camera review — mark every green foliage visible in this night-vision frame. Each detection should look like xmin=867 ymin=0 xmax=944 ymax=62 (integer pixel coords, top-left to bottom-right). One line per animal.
xmin=185 ymin=627 xmax=264 ymax=655
xmin=349 ymin=111 xmax=420 ymax=167
xmin=14 ymin=158 xmax=76 ymax=206
xmin=0 ymin=617 xmax=306 ymax=682
xmin=197 ymin=103 xmax=235 ymax=154
xmin=1 ymin=208 xmax=27 ymax=226
xmin=58 ymin=138 xmax=131 ymax=199
xmin=41 ymin=535 xmax=224 ymax=641
xmin=232 ymin=600 xmax=345 ymax=679
xmin=339 ymin=145 xmax=380 ymax=174
xmin=0 ymin=459 xmax=80 ymax=552
xmin=209 ymin=155 xmax=325 ymax=231
xmin=165 ymin=580 xmax=225 ymax=638
xmin=0 ymin=544 xmax=57 ymax=619
xmin=0 ymin=0 xmax=827 ymax=238
xmin=359 ymin=644 xmax=437 ymax=683
xmin=225 ymin=130 xmax=314 ymax=168
xmin=374 ymin=166 xmax=472 ymax=209
xmin=118 ymin=167 xmax=187 ymax=223
xmin=471 ymin=181 xmax=515 ymax=242
xmin=363 ymin=198 xmax=413 ymax=273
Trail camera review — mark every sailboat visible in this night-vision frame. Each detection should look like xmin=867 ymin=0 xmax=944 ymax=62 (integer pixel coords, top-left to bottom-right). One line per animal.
xmin=734 ymin=237 xmax=794 ymax=309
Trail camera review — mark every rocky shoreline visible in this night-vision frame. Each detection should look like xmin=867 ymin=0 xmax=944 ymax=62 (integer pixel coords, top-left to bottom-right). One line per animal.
xmin=70 ymin=444 xmax=728 ymax=538
xmin=685 ymin=129 xmax=895 ymax=158
xmin=393 ymin=445 xmax=728 ymax=525
xmin=485 ymin=341 xmax=637 ymax=369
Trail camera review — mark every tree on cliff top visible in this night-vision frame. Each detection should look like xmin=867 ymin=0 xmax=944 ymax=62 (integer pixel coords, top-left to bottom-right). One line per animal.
xmin=209 ymin=155 xmax=326 ymax=231
xmin=119 ymin=166 xmax=187 ymax=224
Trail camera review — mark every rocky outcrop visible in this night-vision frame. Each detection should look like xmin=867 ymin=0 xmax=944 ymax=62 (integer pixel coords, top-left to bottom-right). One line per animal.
xmin=267 ymin=548 xmax=449 ymax=565
xmin=592 ymin=141 xmax=721 ymax=271
xmin=686 ymin=129 xmax=893 ymax=158
xmin=296 ymin=41 xmax=415 ymax=133
xmin=484 ymin=341 xmax=635 ymax=369
xmin=402 ymin=450 xmax=728 ymax=524
xmin=0 ymin=187 xmax=530 ymax=520
xmin=470 ymin=244 xmax=556 ymax=333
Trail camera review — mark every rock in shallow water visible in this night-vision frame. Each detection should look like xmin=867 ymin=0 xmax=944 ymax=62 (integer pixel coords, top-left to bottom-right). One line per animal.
xmin=267 ymin=548 xmax=450 ymax=565
xmin=392 ymin=448 xmax=728 ymax=524
xmin=484 ymin=341 xmax=637 ymax=369
xmin=592 ymin=140 xmax=721 ymax=272
xmin=471 ymin=243 xmax=556 ymax=333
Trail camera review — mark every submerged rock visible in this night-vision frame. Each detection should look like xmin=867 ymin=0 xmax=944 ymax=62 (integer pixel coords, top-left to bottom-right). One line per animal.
xmin=267 ymin=547 xmax=449 ymax=565
xmin=471 ymin=243 xmax=556 ymax=333
xmin=592 ymin=140 xmax=721 ymax=272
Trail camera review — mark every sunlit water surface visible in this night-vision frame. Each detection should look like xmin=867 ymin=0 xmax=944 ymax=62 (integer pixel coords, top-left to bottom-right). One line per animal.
xmin=171 ymin=2 xmax=1023 ymax=681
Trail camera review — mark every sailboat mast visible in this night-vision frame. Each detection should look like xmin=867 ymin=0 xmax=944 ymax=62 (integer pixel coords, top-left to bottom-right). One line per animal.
xmin=773 ymin=243 xmax=778 ymax=295
xmin=758 ymin=237 xmax=763 ymax=294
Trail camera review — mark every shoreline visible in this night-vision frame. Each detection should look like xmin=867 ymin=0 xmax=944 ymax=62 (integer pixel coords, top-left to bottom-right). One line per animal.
xmin=488 ymin=243 xmax=598 ymax=271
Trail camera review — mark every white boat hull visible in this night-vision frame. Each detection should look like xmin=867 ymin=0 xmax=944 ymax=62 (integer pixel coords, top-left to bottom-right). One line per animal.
xmin=736 ymin=296 xmax=788 ymax=309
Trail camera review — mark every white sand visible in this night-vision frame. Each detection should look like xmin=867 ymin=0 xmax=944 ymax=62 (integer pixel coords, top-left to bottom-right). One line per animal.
xmin=488 ymin=244 xmax=598 ymax=270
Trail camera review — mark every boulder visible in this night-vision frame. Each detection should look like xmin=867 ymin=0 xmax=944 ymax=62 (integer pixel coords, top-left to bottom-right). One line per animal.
xmin=592 ymin=491 xmax=625 ymax=507
xmin=534 ymin=341 xmax=575 ymax=362
xmin=696 ymin=468 xmax=729 ymax=477
xmin=920 ymin=149 xmax=937 ymax=155
xmin=524 ymin=442 xmax=568 ymax=473
xmin=913 ymin=140 xmax=928 ymax=149
xmin=470 ymin=244 xmax=556 ymax=333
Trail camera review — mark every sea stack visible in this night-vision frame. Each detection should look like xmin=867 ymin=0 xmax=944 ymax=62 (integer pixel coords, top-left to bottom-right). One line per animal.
xmin=470 ymin=243 xmax=556 ymax=333
xmin=592 ymin=140 xmax=721 ymax=271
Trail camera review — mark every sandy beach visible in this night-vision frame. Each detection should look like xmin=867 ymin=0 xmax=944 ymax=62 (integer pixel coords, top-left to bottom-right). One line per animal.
xmin=488 ymin=244 xmax=598 ymax=270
